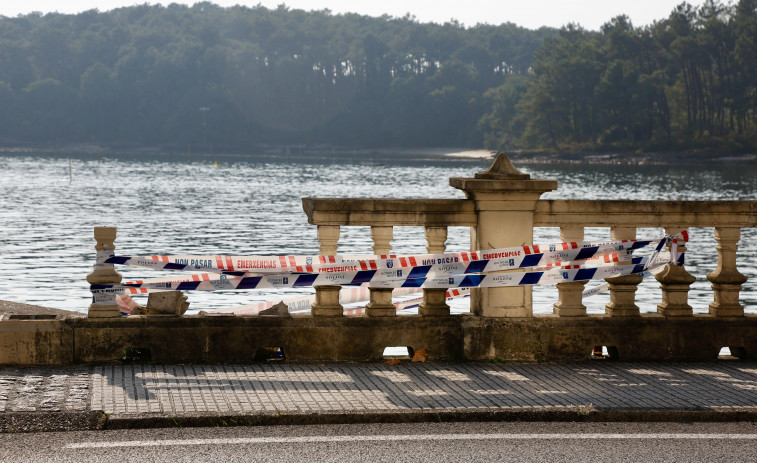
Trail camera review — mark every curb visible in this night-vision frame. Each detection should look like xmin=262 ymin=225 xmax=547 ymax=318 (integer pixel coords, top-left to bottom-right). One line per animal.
xmin=4 ymin=408 xmax=757 ymax=433
xmin=1 ymin=411 xmax=107 ymax=433
xmin=104 ymin=407 xmax=757 ymax=430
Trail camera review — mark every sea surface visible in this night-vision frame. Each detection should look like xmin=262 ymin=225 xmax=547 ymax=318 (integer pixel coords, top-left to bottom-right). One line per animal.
xmin=0 ymin=150 xmax=755 ymax=315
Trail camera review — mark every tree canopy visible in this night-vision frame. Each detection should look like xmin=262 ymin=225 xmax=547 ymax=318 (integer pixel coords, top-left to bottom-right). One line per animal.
xmin=1 ymin=1 xmax=755 ymax=155
xmin=0 ymin=3 xmax=549 ymax=151
xmin=483 ymin=0 xmax=757 ymax=153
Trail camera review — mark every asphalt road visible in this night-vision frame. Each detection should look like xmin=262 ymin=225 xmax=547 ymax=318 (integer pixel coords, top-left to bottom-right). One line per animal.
xmin=3 ymin=421 xmax=757 ymax=462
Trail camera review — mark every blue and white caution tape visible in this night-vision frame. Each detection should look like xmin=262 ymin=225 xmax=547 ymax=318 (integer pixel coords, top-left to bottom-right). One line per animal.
xmin=94 ymin=233 xmax=688 ymax=308
xmin=104 ymin=236 xmax=664 ymax=276
xmin=192 ymin=234 xmax=687 ymax=314
xmin=105 ymin=255 xmax=633 ymax=292
xmin=99 ymin=251 xmax=631 ymax=296
xmin=371 ymin=255 xmax=674 ymax=290
xmin=112 ymin=251 xmax=627 ymax=291
xmin=92 ymin=253 xmax=675 ymax=293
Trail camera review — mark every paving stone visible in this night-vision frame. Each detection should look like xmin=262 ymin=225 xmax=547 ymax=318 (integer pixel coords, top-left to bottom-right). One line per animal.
xmin=3 ymin=362 xmax=757 ymax=429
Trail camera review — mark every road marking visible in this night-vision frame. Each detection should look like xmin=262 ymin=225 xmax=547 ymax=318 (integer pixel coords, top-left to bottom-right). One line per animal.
xmin=65 ymin=433 xmax=757 ymax=449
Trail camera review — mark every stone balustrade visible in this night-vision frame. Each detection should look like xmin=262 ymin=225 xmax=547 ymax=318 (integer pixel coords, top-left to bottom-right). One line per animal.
xmin=302 ymin=153 xmax=756 ymax=319
xmin=9 ymin=153 xmax=752 ymax=366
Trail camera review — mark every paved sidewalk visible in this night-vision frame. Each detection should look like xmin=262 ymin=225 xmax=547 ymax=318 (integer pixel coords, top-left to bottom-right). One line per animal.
xmin=2 ymin=361 xmax=757 ymax=432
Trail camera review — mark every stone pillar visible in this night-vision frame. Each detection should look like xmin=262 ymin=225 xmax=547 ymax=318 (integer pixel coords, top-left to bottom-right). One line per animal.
xmin=419 ymin=226 xmax=450 ymax=316
xmin=312 ymin=225 xmax=343 ymax=317
xmin=656 ymin=227 xmax=695 ymax=316
xmin=450 ymin=153 xmax=557 ymax=317
xmin=605 ymin=227 xmax=642 ymax=317
xmin=87 ymin=226 xmax=122 ymax=318
xmin=366 ymin=226 xmax=395 ymax=317
xmin=553 ymin=226 xmax=586 ymax=317
xmin=707 ymin=227 xmax=747 ymax=317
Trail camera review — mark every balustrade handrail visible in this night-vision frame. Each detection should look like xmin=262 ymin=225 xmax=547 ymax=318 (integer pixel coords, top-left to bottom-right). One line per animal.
xmin=303 ymin=197 xmax=756 ymax=228
xmin=534 ymin=199 xmax=756 ymax=227
xmin=302 ymin=198 xmax=476 ymax=226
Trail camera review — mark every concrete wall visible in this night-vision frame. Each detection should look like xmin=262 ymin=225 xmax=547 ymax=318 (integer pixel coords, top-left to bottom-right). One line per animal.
xmin=462 ymin=315 xmax=757 ymax=361
xmin=2 ymin=314 xmax=756 ymax=365
xmin=0 ymin=315 xmax=73 ymax=365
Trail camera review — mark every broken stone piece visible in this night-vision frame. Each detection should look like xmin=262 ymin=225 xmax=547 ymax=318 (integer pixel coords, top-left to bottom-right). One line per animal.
xmin=259 ymin=301 xmax=290 ymax=317
xmin=145 ymin=291 xmax=189 ymax=315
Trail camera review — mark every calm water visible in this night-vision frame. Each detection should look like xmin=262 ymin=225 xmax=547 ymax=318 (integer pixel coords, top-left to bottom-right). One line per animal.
xmin=0 ymin=151 xmax=755 ymax=315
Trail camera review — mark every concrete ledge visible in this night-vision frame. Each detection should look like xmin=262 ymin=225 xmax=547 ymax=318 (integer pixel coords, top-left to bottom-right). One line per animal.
xmin=2 ymin=314 xmax=757 ymax=365
xmin=0 ymin=315 xmax=73 ymax=365
xmin=67 ymin=315 xmax=464 ymax=363
xmin=462 ymin=314 xmax=757 ymax=361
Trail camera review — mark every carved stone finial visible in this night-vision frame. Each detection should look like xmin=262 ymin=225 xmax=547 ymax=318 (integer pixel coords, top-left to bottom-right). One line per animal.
xmin=474 ymin=153 xmax=530 ymax=180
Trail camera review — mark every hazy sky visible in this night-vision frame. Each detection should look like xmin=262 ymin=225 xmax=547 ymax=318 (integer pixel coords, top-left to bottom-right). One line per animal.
xmin=1 ymin=0 xmax=705 ymax=30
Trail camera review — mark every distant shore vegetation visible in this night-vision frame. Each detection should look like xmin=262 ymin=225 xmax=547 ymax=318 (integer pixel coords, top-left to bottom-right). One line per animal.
xmin=0 ymin=1 xmax=755 ymax=155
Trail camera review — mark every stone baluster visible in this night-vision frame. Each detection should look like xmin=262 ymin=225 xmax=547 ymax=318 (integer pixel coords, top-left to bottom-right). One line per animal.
xmin=366 ymin=226 xmax=396 ymax=317
xmin=553 ymin=226 xmax=586 ymax=317
xmin=419 ymin=226 xmax=450 ymax=316
xmin=605 ymin=227 xmax=642 ymax=317
xmin=656 ymin=227 xmax=695 ymax=316
xmin=311 ymin=225 xmax=343 ymax=317
xmin=87 ymin=226 xmax=123 ymax=318
xmin=707 ymin=227 xmax=747 ymax=317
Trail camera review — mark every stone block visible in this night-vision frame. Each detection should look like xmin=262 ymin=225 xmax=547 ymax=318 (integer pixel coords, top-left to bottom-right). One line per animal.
xmin=145 ymin=291 xmax=189 ymax=315
xmin=0 ymin=316 xmax=73 ymax=365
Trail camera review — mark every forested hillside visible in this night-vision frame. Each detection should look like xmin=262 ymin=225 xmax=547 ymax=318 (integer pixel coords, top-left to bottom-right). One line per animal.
xmin=483 ymin=0 xmax=757 ymax=153
xmin=0 ymin=1 xmax=755 ymax=154
xmin=0 ymin=3 xmax=550 ymax=151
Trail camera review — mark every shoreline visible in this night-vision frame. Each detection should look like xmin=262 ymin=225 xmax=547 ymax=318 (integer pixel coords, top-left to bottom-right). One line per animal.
xmin=506 ymin=150 xmax=757 ymax=166
xmin=2 ymin=146 xmax=756 ymax=166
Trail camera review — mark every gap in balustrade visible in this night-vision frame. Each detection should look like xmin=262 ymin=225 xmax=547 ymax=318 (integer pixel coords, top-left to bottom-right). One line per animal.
xmin=740 ymin=228 xmax=757 ymax=312
xmin=684 ymin=227 xmax=719 ymax=314
xmin=628 ymin=227 xmax=664 ymax=314
xmin=331 ymin=225 xmax=373 ymax=256
xmin=532 ymin=226 xmax=560 ymax=315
